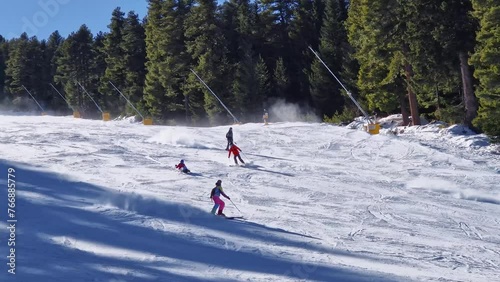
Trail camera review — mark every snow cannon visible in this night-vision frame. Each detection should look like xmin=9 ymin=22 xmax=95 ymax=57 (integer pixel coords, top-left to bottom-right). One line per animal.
xmin=365 ymin=122 xmax=380 ymax=135
xmin=143 ymin=117 xmax=153 ymax=125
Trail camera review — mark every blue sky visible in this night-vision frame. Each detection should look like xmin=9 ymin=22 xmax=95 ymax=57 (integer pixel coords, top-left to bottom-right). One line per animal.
xmin=0 ymin=0 xmax=149 ymax=40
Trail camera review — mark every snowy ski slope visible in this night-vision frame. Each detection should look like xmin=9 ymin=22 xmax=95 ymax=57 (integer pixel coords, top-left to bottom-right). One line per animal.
xmin=0 ymin=114 xmax=499 ymax=282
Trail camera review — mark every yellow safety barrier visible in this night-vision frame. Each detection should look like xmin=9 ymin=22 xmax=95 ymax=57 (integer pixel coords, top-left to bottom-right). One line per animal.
xmin=73 ymin=111 xmax=81 ymax=118
xmin=102 ymin=112 xmax=110 ymax=121
xmin=143 ymin=117 xmax=153 ymax=125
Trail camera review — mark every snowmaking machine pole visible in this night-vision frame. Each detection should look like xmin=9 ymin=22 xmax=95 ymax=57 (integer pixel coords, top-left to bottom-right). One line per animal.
xmin=108 ymin=81 xmax=145 ymax=120
xmin=308 ymin=47 xmax=371 ymax=122
xmin=22 ymin=85 xmax=46 ymax=114
xmin=77 ymin=81 xmax=103 ymax=114
xmin=190 ymin=69 xmax=240 ymax=124
xmin=49 ymin=83 xmax=73 ymax=110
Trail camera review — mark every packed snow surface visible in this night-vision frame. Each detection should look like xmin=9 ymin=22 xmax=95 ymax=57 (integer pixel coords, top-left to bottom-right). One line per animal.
xmin=0 ymin=114 xmax=499 ymax=282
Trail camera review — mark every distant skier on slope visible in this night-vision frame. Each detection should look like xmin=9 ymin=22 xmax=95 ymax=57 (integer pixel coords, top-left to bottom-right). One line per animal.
xmin=228 ymin=143 xmax=245 ymax=165
xmin=210 ymin=179 xmax=231 ymax=216
xmin=225 ymin=127 xmax=233 ymax=150
xmin=175 ymin=159 xmax=190 ymax=173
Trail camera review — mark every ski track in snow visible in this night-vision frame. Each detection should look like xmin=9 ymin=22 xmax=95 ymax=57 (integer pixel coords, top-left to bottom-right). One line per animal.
xmin=0 ymin=115 xmax=499 ymax=282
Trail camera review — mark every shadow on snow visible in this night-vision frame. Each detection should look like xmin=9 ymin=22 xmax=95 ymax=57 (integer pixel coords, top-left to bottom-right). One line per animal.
xmin=0 ymin=160 xmax=406 ymax=282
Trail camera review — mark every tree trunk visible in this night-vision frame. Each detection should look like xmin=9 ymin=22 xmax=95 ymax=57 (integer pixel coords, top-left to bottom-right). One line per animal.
xmin=400 ymin=92 xmax=410 ymax=125
xmin=402 ymin=43 xmax=420 ymax=126
xmin=404 ymin=63 xmax=420 ymax=125
xmin=184 ymin=94 xmax=189 ymax=124
xmin=459 ymin=51 xmax=478 ymax=129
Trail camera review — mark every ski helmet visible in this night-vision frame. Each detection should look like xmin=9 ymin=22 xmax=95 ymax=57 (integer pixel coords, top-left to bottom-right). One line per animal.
xmin=216 ymin=180 xmax=222 ymax=185
xmin=180 ymin=159 xmax=184 ymax=163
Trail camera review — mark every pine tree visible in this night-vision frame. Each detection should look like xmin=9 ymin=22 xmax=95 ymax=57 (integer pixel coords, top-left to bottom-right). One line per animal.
xmin=144 ymin=0 xmax=193 ymax=123
xmin=144 ymin=0 xmax=166 ymax=120
xmin=401 ymin=0 xmax=477 ymax=126
xmin=92 ymin=32 xmax=107 ymax=114
xmin=184 ymin=0 xmax=229 ymax=124
xmin=347 ymin=0 xmax=420 ymax=125
xmin=470 ymin=0 xmax=500 ymax=141
xmin=232 ymin=0 xmax=260 ymax=118
xmin=5 ymin=34 xmax=31 ymax=97
xmin=5 ymin=34 xmax=46 ymax=111
xmin=259 ymin=0 xmax=296 ymax=100
xmin=437 ymin=0 xmax=478 ymax=128
xmin=273 ymin=57 xmax=288 ymax=99
xmin=309 ymin=0 xmax=348 ymax=117
xmin=122 ymin=11 xmax=147 ymax=117
xmin=255 ymin=55 xmax=271 ymax=109
xmin=36 ymin=39 xmax=53 ymax=110
xmin=100 ymin=7 xmax=127 ymax=114
xmin=45 ymin=31 xmax=67 ymax=111
xmin=55 ymin=25 xmax=97 ymax=115
xmin=398 ymin=2 xmax=451 ymax=121
xmin=288 ymin=0 xmax=324 ymax=102
xmin=260 ymin=0 xmax=296 ymax=43
xmin=0 ymin=36 xmax=9 ymax=100
xmin=219 ymin=1 xmax=240 ymax=64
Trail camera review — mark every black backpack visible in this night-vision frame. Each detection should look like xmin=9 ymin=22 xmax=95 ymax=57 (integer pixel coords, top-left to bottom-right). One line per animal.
xmin=210 ymin=187 xmax=216 ymax=198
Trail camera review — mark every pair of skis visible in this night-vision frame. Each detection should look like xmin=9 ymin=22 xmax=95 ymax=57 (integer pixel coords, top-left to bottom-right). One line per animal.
xmin=223 ymin=215 xmax=245 ymax=220
xmin=213 ymin=213 xmax=245 ymax=220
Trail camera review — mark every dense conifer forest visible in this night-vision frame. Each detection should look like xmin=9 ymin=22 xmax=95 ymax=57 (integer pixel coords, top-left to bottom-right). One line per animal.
xmin=0 ymin=0 xmax=498 ymax=140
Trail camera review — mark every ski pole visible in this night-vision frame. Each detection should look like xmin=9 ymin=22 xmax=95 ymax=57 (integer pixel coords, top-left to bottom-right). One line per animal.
xmin=230 ymin=199 xmax=242 ymax=214
xmin=240 ymin=151 xmax=249 ymax=162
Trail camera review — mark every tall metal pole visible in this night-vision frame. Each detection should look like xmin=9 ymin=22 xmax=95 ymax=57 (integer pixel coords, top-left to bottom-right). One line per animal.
xmin=190 ymin=69 xmax=240 ymax=124
xmin=108 ymin=81 xmax=144 ymax=120
xmin=21 ymin=85 xmax=45 ymax=112
xmin=77 ymin=81 xmax=103 ymax=113
xmin=309 ymin=47 xmax=371 ymax=120
xmin=49 ymin=83 xmax=73 ymax=110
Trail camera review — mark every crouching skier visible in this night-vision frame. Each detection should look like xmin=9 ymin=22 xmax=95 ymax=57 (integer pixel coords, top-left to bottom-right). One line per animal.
xmin=175 ymin=159 xmax=190 ymax=173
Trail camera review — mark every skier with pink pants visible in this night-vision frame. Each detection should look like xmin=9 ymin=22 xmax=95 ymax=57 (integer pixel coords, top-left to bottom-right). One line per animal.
xmin=210 ymin=180 xmax=231 ymax=216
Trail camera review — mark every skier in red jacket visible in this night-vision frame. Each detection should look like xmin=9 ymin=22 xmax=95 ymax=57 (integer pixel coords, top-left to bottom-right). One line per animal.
xmin=228 ymin=144 xmax=245 ymax=165
xmin=175 ymin=159 xmax=190 ymax=173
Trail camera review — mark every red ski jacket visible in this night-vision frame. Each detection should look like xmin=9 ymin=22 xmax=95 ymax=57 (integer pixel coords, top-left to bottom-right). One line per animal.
xmin=175 ymin=163 xmax=186 ymax=170
xmin=228 ymin=145 xmax=241 ymax=157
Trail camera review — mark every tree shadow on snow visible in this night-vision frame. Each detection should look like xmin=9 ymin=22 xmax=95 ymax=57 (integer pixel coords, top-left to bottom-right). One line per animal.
xmin=0 ymin=160 xmax=410 ymax=282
